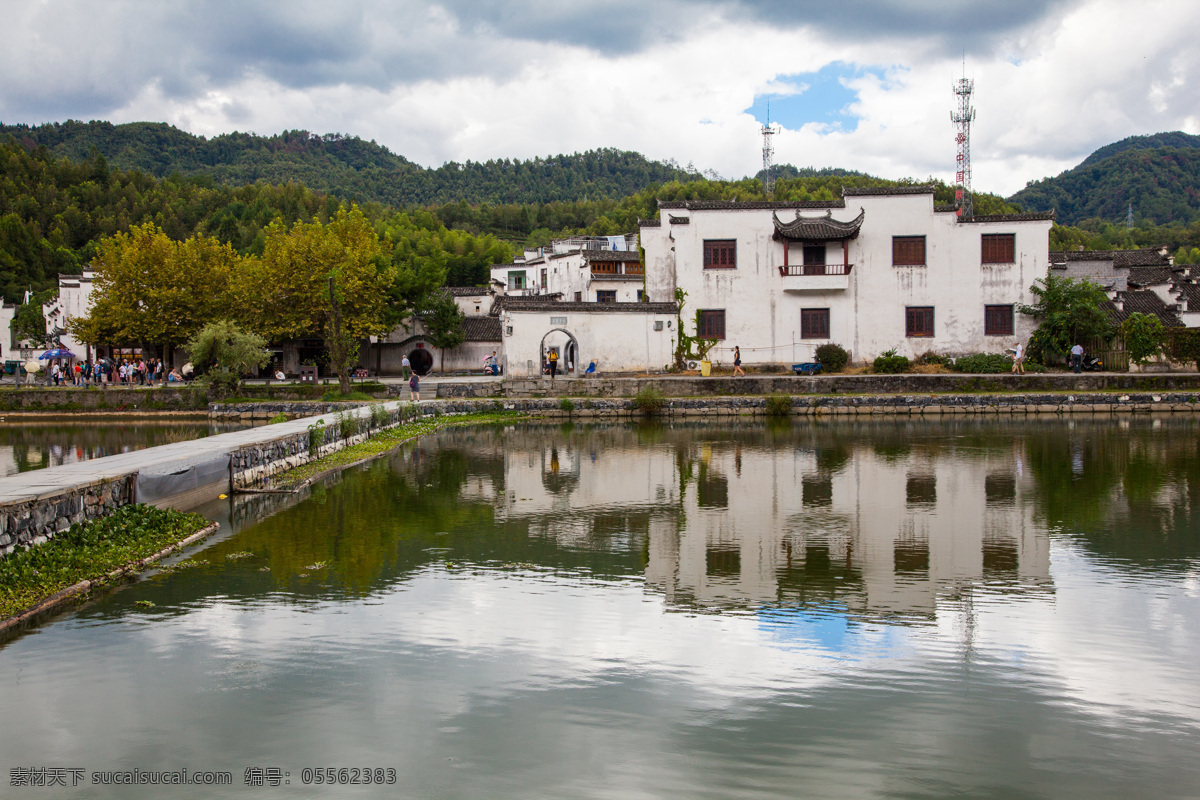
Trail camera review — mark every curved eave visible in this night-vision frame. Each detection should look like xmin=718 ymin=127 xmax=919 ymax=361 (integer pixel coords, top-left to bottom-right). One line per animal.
xmin=771 ymin=208 xmax=865 ymax=242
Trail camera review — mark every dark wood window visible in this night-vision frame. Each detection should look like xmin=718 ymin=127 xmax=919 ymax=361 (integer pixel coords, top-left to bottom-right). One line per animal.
xmin=596 ymin=290 xmax=616 ymax=303
xmin=698 ymin=309 xmax=725 ymax=339
xmin=801 ymin=308 xmax=830 ymax=339
xmin=906 ymin=306 xmax=934 ymax=337
xmin=703 ymin=240 xmax=737 ymax=269
xmin=893 ymin=236 xmax=926 ymax=266
xmin=540 ymin=268 xmax=547 ymax=290
xmin=984 ymin=304 xmax=1014 ymax=336
xmin=982 ymin=233 xmax=1015 ymax=264
xmin=803 ymin=244 xmax=826 ymax=275
xmin=574 ymin=291 xmax=582 ymax=302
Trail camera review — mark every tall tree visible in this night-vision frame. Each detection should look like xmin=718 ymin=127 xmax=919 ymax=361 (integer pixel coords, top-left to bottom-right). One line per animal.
xmin=234 ymin=205 xmax=395 ymax=393
xmin=421 ymin=291 xmax=466 ymax=373
xmin=1019 ymin=275 xmax=1114 ymax=361
xmin=71 ymin=223 xmax=238 ymax=359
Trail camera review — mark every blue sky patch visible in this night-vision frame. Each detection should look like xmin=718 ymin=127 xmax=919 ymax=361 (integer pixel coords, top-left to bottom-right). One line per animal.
xmin=747 ymin=62 xmax=885 ymax=132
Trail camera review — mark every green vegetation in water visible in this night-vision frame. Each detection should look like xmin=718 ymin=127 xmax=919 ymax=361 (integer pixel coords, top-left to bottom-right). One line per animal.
xmin=764 ymin=394 xmax=793 ymax=417
xmin=273 ymin=410 xmax=526 ymax=490
xmin=632 ymin=386 xmax=666 ymax=414
xmin=0 ymin=504 xmax=210 ymax=620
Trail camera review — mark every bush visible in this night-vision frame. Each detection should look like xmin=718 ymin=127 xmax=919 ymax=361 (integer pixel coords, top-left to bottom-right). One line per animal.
xmin=559 ymin=397 xmax=575 ymax=412
xmin=1120 ymin=312 xmax=1167 ymax=366
xmin=872 ymin=349 xmax=910 ymax=374
xmin=951 ymin=353 xmax=1013 ymax=373
xmin=915 ymin=351 xmax=951 ymax=366
xmin=632 ymin=386 xmax=665 ymax=414
xmin=764 ymin=394 xmax=792 ymax=417
xmin=267 ymin=412 xmax=288 ymax=424
xmin=814 ymin=343 xmax=850 ymax=373
xmin=1169 ymin=327 xmax=1200 ymax=370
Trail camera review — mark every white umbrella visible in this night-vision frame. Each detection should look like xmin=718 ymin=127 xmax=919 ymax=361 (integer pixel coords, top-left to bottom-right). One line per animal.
xmin=181 ymin=362 xmax=194 ymax=376
xmin=24 ymin=361 xmax=40 ymax=373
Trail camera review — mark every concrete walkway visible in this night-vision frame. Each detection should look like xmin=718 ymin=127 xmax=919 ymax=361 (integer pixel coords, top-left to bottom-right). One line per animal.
xmin=0 ymin=401 xmax=402 ymax=510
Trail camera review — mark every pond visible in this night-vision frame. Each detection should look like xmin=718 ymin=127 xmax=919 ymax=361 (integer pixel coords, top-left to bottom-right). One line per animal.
xmin=1 ymin=417 xmax=1198 ymax=798
xmin=0 ymin=419 xmax=259 ymax=477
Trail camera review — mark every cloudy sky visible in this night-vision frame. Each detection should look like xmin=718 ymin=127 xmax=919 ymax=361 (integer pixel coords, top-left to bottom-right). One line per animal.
xmin=2 ymin=0 xmax=1198 ymax=197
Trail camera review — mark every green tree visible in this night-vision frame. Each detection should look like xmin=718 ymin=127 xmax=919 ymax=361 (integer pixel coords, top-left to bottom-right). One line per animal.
xmin=1019 ymin=275 xmax=1113 ymax=361
xmin=421 ymin=291 xmax=466 ymax=373
xmin=1119 ymin=312 xmax=1167 ymax=366
xmin=185 ymin=320 xmax=270 ymax=397
xmin=234 ymin=205 xmax=395 ymax=393
xmin=71 ymin=223 xmax=237 ymax=359
xmin=10 ymin=289 xmax=55 ymax=348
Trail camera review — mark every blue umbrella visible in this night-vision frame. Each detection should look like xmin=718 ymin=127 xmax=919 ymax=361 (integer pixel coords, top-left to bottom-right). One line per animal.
xmin=38 ymin=348 xmax=77 ymax=360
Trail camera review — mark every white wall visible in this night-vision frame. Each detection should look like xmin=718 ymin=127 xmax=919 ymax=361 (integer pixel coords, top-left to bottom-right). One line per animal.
xmin=501 ymin=306 xmax=676 ymax=377
xmin=644 ymin=194 xmax=1051 ymax=365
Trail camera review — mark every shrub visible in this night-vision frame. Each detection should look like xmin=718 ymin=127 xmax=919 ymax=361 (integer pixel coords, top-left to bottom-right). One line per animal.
xmin=370 ymin=404 xmax=389 ymax=429
xmin=872 ymin=348 xmax=910 ymax=374
xmin=559 ymin=397 xmax=575 ymax=412
xmin=814 ymin=343 xmax=849 ymax=373
xmin=951 ymin=353 xmax=1013 ymax=374
xmin=1169 ymin=327 xmax=1200 ymax=370
xmin=764 ymin=394 xmax=792 ymax=417
xmin=632 ymin=386 xmax=665 ymax=414
xmin=268 ymin=412 xmax=288 ymax=425
xmin=915 ymin=351 xmax=951 ymax=366
xmin=1120 ymin=312 xmax=1167 ymax=366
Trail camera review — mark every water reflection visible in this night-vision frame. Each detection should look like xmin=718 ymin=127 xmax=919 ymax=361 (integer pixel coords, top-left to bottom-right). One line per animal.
xmin=0 ymin=420 xmax=257 ymax=477
xmin=2 ymin=417 xmax=1199 ymax=799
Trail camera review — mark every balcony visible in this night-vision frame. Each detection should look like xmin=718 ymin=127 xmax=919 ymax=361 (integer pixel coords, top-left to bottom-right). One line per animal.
xmin=589 ymin=263 xmax=645 ymax=280
xmin=778 ymin=263 xmax=853 ymax=292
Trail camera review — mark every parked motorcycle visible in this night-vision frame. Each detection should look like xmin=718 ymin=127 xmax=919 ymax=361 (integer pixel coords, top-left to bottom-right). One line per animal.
xmin=1072 ymin=353 xmax=1103 ymax=372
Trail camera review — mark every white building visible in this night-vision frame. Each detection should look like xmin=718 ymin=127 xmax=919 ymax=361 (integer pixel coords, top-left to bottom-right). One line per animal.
xmin=490 ymin=234 xmax=640 ymax=300
xmin=640 ymin=187 xmax=1054 ymax=366
xmin=42 ymin=271 xmax=96 ymax=360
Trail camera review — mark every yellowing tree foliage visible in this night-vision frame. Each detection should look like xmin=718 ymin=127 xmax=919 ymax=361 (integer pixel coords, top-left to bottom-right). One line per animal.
xmin=71 ymin=223 xmax=238 ymax=356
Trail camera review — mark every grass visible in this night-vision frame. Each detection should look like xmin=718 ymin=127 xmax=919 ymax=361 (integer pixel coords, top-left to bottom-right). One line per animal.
xmin=272 ymin=410 xmax=526 ymax=490
xmin=0 ymin=504 xmax=211 ymax=620
xmin=632 ymin=386 xmax=666 ymax=414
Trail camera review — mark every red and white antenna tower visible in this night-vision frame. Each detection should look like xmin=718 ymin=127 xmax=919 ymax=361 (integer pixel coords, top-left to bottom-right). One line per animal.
xmin=951 ymin=75 xmax=975 ymax=218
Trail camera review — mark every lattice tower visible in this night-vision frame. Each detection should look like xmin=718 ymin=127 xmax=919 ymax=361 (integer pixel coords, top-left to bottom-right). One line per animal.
xmin=761 ymin=121 xmax=779 ymax=196
xmin=951 ymin=77 xmax=975 ymax=218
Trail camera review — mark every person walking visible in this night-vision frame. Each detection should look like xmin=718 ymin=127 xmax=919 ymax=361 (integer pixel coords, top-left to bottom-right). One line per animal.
xmin=408 ymin=370 xmax=420 ymax=402
xmin=1011 ymin=341 xmax=1025 ymax=375
xmin=548 ymin=348 xmax=559 ymax=379
xmin=732 ymin=346 xmax=745 ymax=377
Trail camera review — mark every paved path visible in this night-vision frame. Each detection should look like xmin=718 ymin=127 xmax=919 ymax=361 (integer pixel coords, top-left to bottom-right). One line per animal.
xmin=0 ymin=402 xmax=402 ymax=507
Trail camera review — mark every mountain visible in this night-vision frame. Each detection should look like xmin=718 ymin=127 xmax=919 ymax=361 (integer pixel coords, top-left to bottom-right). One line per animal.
xmin=1009 ymin=131 xmax=1200 ymax=227
xmin=0 ymin=120 xmax=699 ymax=207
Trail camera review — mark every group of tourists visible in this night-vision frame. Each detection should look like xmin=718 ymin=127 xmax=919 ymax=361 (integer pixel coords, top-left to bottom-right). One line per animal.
xmin=44 ymin=357 xmax=175 ymax=387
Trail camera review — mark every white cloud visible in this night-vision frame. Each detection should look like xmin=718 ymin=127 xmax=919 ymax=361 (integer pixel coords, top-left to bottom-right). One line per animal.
xmin=2 ymin=0 xmax=1199 ymax=198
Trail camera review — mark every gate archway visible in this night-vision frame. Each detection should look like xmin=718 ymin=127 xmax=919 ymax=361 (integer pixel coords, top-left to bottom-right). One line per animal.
xmin=540 ymin=328 xmax=579 ymax=377
xmin=408 ymin=347 xmax=433 ymax=376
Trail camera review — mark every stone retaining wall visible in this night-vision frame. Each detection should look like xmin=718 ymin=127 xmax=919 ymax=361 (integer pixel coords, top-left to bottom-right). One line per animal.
xmin=211 ymin=401 xmax=369 ymax=421
xmin=461 ymin=372 xmax=1200 ymax=399
xmin=0 ymin=474 xmax=136 ymax=556
xmin=0 ymin=386 xmax=207 ymax=411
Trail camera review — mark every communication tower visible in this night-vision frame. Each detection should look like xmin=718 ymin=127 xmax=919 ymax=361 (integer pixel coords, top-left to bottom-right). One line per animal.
xmin=761 ymin=103 xmax=780 ymax=196
xmin=951 ymin=76 xmax=975 ymax=218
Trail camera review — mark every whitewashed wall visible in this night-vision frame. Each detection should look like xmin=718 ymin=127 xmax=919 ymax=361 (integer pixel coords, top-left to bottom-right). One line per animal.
xmin=643 ymin=194 xmax=1051 ymax=365
xmin=501 ymin=305 xmax=676 ymax=377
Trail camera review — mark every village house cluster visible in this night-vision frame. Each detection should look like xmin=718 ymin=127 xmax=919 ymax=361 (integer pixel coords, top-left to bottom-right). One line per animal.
xmin=8 ymin=186 xmax=1196 ymax=378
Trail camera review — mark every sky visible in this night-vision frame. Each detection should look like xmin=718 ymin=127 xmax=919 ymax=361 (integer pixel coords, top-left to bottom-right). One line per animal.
xmin=1 ymin=0 xmax=1198 ymax=198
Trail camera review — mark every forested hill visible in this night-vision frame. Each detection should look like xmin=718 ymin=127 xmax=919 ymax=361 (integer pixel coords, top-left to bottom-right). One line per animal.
xmin=0 ymin=120 xmax=699 ymax=206
xmin=1008 ymin=131 xmax=1200 ymax=227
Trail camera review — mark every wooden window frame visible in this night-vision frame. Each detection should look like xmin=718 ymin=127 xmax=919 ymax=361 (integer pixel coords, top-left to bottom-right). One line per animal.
xmin=698 ymin=309 xmax=725 ymax=339
xmin=596 ymin=290 xmax=617 ymax=303
xmin=984 ymin=304 xmax=1014 ymax=336
xmin=892 ymin=236 xmax=926 ymax=267
xmin=981 ymin=233 xmax=1016 ymax=264
xmin=800 ymin=308 xmax=830 ymax=340
xmin=703 ymin=240 xmax=737 ymax=269
xmin=906 ymin=306 xmax=934 ymax=338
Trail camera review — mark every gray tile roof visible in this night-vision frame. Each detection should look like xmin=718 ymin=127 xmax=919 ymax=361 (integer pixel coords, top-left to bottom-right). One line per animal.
xmin=493 ymin=297 xmax=676 ymax=314
xmin=959 ymin=212 xmax=1056 ymax=223
xmin=447 ymin=286 xmax=490 ymax=296
xmin=842 ymin=185 xmax=935 ymax=196
xmin=1173 ymin=282 xmax=1200 ymax=312
xmin=1103 ymin=290 xmax=1184 ymax=327
xmin=773 ymin=208 xmax=864 ymax=241
xmin=658 ymin=199 xmax=846 ymax=211
xmin=462 ymin=317 xmax=502 ymax=341
xmin=1127 ymin=266 xmax=1174 ymax=286
xmin=583 ymin=250 xmax=641 ymax=262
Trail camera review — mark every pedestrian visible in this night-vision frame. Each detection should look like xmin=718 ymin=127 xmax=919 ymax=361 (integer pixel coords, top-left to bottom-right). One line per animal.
xmin=402 ymin=354 xmax=411 ymax=381
xmin=1070 ymin=343 xmax=1084 ymax=373
xmin=408 ymin=370 xmax=420 ymax=401
xmin=732 ymin=346 xmax=745 ymax=377
xmin=548 ymin=348 xmax=559 ymax=379
xmin=1011 ymin=341 xmax=1025 ymax=375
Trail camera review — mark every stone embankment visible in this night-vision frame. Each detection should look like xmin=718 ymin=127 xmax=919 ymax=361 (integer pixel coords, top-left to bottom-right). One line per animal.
xmin=437 ymin=372 xmax=1200 ymax=399
xmin=0 ymin=475 xmax=135 ymax=556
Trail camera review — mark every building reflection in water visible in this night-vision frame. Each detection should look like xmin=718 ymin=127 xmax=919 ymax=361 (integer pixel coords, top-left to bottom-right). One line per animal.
xmin=444 ymin=420 xmax=1056 ymax=622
